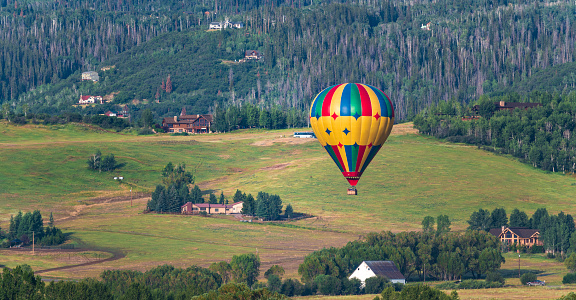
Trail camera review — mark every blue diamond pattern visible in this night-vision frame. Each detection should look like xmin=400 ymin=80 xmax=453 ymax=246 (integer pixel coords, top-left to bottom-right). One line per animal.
xmin=353 ymin=112 xmax=361 ymax=120
xmin=315 ymin=112 xmax=321 ymax=119
xmin=343 ymin=128 xmax=350 ymax=135
xmin=353 ymin=142 xmax=359 ymax=147
xmin=325 ymin=128 xmax=332 ymax=135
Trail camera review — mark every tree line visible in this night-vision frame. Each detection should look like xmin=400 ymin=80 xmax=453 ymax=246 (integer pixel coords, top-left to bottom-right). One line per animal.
xmin=414 ymin=91 xmax=576 ymax=174
xmin=1 ymin=211 xmax=65 ymax=248
xmin=1 ymin=253 xmax=458 ymax=299
xmin=298 ymin=229 xmax=504 ymax=284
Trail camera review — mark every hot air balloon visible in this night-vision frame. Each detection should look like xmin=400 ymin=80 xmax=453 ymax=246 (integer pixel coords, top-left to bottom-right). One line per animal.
xmin=309 ymin=83 xmax=394 ymax=195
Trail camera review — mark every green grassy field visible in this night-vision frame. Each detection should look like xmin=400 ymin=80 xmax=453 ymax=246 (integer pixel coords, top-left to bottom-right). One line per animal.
xmin=1 ymin=121 xmax=576 ymax=298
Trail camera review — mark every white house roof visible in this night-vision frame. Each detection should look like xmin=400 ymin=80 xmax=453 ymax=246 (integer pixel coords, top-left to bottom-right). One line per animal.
xmin=363 ymin=261 xmax=405 ymax=280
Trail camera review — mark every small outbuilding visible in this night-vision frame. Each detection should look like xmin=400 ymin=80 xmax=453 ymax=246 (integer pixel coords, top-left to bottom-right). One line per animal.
xmin=349 ymin=261 xmax=406 ymax=286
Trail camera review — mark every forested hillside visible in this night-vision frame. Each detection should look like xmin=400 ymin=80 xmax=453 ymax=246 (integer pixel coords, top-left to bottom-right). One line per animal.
xmin=3 ymin=0 xmax=576 ymax=124
xmin=413 ymin=91 xmax=576 ymax=174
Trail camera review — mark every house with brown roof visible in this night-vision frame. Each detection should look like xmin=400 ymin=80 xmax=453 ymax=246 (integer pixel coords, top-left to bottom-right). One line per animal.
xmin=245 ymin=50 xmax=263 ymax=60
xmin=181 ymin=201 xmax=243 ymax=215
xmin=162 ymin=108 xmax=213 ymax=134
xmin=489 ymin=226 xmax=542 ymax=247
xmin=349 ymin=261 xmax=406 ymax=286
xmin=472 ymin=101 xmax=541 ymax=113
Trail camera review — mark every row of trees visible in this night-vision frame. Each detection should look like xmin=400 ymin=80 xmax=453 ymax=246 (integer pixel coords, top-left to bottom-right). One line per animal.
xmin=467 ymin=207 xmax=576 ymax=256
xmin=298 ymin=230 xmax=504 ymax=283
xmin=414 ymin=91 xmax=576 ymax=173
xmin=2 ymin=211 xmax=65 ymax=247
xmin=212 ymin=103 xmax=308 ymax=132
xmin=235 ymin=190 xmax=290 ymax=221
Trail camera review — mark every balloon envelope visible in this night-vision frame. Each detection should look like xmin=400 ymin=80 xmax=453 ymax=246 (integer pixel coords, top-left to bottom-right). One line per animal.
xmin=309 ymin=83 xmax=394 ymax=186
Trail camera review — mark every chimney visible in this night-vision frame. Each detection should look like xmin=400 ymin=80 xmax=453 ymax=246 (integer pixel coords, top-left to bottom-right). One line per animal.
xmin=499 ymin=101 xmax=506 ymax=107
xmin=174 ymin=116 xmax=178 ymax=122
xmin=501 ymin=226 xmax=506 ymax=234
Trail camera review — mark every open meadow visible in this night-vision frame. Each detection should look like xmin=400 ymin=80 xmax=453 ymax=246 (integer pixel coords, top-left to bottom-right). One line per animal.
xmin=1 ymin=121 xmax=576 ymax=298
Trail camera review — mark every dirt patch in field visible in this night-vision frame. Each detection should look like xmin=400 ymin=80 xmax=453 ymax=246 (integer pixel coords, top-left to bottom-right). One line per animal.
xmin=260 ymin=163 xmax=291 ymax=171
xmin=227 ymin=167 xmax=244 ymax=173
xmin=218 ymin=154 xmax=231 ymax=159
xmin=390 ymin=122 xmax=419 ymax=135
xmin=252 ymin=137 xmax=316 ymax=147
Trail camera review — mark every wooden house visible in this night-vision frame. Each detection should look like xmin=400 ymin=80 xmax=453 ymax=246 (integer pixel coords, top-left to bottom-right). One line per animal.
xmin=162 ymin=108 xmax=212 ymax=133
xmin=489 ymin=226 xmax=542 ymax=247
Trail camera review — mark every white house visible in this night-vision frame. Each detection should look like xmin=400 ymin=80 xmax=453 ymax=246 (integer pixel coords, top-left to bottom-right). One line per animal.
xmin=79 ymin=95 xmax=103 ymax=104
xmin=209 ymin=22 xmax=222 ymax=30
xmin=349 ymin=261 xmax=406 ymax=286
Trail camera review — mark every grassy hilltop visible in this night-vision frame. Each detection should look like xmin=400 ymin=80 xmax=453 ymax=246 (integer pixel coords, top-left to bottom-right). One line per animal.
xmin=1 ymin=121 xmax=576 ymax=290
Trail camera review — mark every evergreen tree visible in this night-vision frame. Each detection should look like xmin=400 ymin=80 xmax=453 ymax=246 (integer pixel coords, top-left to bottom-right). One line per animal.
xmin=191 ymin=185 xmax=203 ymax=203
xmin=490 ymin=208 xmax=508 ymax=228
xmin=467 ymin=209 xmax=491 ymax=231
xmin=209 ymin=193 xmax=218 ymax=204
xmin=219 ymin=191 xmax=225 ymax=204
xmin=242 ymin=194 xmax=255 ymax=216
xmin=233 ymin=189 xmax=245 ymax=204
xmin=284 ymin=204 xmax=293 ymax=219
xmin=530 ymin=208 xmax=549 ymax=229
xmin=48 ymin=212 xmax=54 ymax=227
xmin=509 ymin=209 xmax=529 ymax=227
xmin=422 ymin=216 xmax=435 ymax=233
xmin=436 ymin=215 xmax=451 ymax=235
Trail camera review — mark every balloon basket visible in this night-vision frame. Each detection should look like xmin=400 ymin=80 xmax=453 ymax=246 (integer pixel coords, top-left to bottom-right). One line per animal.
xmin=347 ymin=187 xmax=357 ymax=195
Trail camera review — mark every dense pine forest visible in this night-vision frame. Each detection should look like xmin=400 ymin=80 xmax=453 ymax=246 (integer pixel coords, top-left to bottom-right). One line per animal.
xmin=2 ymin=0 xmax=576 ymax=124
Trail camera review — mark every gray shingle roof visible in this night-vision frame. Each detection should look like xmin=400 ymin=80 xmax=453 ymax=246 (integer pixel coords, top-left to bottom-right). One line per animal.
xmin=364 ymin=261 xmax=405 ymax=280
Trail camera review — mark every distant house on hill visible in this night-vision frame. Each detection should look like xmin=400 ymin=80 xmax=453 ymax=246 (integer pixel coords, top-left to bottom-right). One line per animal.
xmin=209 ymin=22 xmax=222 ymax=30
xmin=489 ymin=226 xmax=542 ymax=247
xmin=473 ymin=101 xmax=541 ymax=113
xmin=162 ymin=107 xmax=213 ymax=133
xmin=81 ymin=71 xmax=99 ymax=82
xmin=79 ymin=95 xmax=103 ymax=104
xmin=349 ymin=261 xmax=406 ymax=287
xmin=209 ymin=19 xmax=244 ymax=30
xmin=181 ymin=201 xmax=243 ymax=215
xmin=245 ymin=50 xmax=263 ymax=60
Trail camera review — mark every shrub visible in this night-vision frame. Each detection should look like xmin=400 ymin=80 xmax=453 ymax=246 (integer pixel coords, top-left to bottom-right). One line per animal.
xmin=547 ymin=253 xmax=556 ymax=259
xmin=138 ymin=128 xmax=155 ymax=135
xmin=563 ymin=273 xmax=576 ymax=284
xmin=530 ymin=245 xmax=545 ymax=253
xmin=485 ymin=271 xmax=505 ymax=284
xmin=458 ymin=279 xmax=502 ymax=289
xmin=314 ymin=275 xmax=341 ymax=295
xmin=520 ymin=273 xmax=537 ymax=285
xmin=365 ymin=276 xmax=390 ymax=294
xmin=436 ymin=281 xmax=459 ymax=290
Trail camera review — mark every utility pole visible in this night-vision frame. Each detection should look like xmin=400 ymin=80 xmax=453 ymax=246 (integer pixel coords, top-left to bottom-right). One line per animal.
xmin=423 ymin=263 xmax=426 ymax=283
xmin=518 ymin=254 xmax=521 ymax=279
xmin=32 ymin=231 xmax=35 ymax=255
xmin=130 ymin=187 xmax=133 ymax=207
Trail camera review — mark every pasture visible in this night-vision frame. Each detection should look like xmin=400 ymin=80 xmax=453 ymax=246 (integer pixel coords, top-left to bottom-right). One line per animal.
xmin=1 ymin=120 xmax=576 ymax=298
